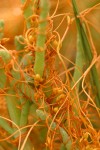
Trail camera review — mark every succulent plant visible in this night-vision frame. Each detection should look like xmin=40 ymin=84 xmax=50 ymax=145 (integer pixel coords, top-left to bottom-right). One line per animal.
xmin=0 ymin=0 xmax=100 ymax=150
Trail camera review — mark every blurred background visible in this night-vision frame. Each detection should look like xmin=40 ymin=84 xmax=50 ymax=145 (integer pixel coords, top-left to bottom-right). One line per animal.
xmin=0 ymin=0 xmax=100 ymax=54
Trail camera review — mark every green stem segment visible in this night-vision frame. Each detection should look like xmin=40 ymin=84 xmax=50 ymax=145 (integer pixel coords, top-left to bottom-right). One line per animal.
xmin=0 ymin=20 xmax=4 ymax=39
xmin=21 ymin=0 xmax=34 ymax=28
xmin=72 ymin=33 xmax=84 ymax=90
xmin=19 ymin=99 xmax=30 ymax=135
xmin=20 ymin=101 xmax=30 ymax=127
xmin=0 ymin=49 xmax=32 ymax=132
xmin=0 ymin=50 xmax=21 ymax=127
xmin=34 ymin=0 xmax=50 ymax=77
xmin=71 ymin=32 xmax=85 ymax=116
xmin=6 ymin=93 xmax=21 ymax=126
xmin=36 ymin=109 xmax=72 ymax=148
xmin=17 ymin=82 xmax=34 ymax=131
xmin=0 ymin=118 xmax=13 ymax=134
xmin=72 ymin=0 xmax=100 ymax=107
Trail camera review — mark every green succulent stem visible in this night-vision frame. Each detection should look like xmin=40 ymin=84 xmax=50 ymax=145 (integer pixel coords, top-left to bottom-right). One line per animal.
xmin=34 ymin=0 xmax=50 ymax=77
xmin=0 ymin=20 xmax=4 ymax=39
xmin=19 ymin=101 xmax=31 ymax=138
xmin=0 ymin=49 xmax=32 ymax=131
xmin=36 ymin=109 xmax=72 ymax=148
xmin=72 ymin=32 xmax=84 ymax=90
xmin=16 ymin=82 xmax=34 ymax=132
xmin=6 ymin=93 xmax=21 ymax=127
xmin=0 ymin=50 xmax=21 ymax=127
xmin=21 ymin=0 xmax=35 ymax=28
xmin=0 ymin=118 xmax=13 ymax=134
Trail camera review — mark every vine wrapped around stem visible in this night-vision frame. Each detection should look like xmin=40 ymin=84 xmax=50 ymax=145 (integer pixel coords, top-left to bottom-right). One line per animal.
xmin=34 ymin=0 xmax=50 ymax=77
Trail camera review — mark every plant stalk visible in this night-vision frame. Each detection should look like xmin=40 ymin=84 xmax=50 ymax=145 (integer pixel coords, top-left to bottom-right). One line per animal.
xmin=34 ymin=0 xmax=50 ymax=77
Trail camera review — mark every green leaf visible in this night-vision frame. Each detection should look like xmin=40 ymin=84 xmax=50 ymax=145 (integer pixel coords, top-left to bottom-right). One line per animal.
xmin=0 ymin=20 xmax=4 ymax=39
xmin=60 ymin=144 xmax=67 ymax=150
xmin=0 ymin=49 xmax=11 ymax=63
xmin=36 ymin=109 xmax=47 ymax=121
xmin=60 ymin=127 xmax=69 ymax=143
xmin=15 ymin=35 xmax=25 ymax=50
xmin=72 ymin=0 xmax=100 ymax=107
